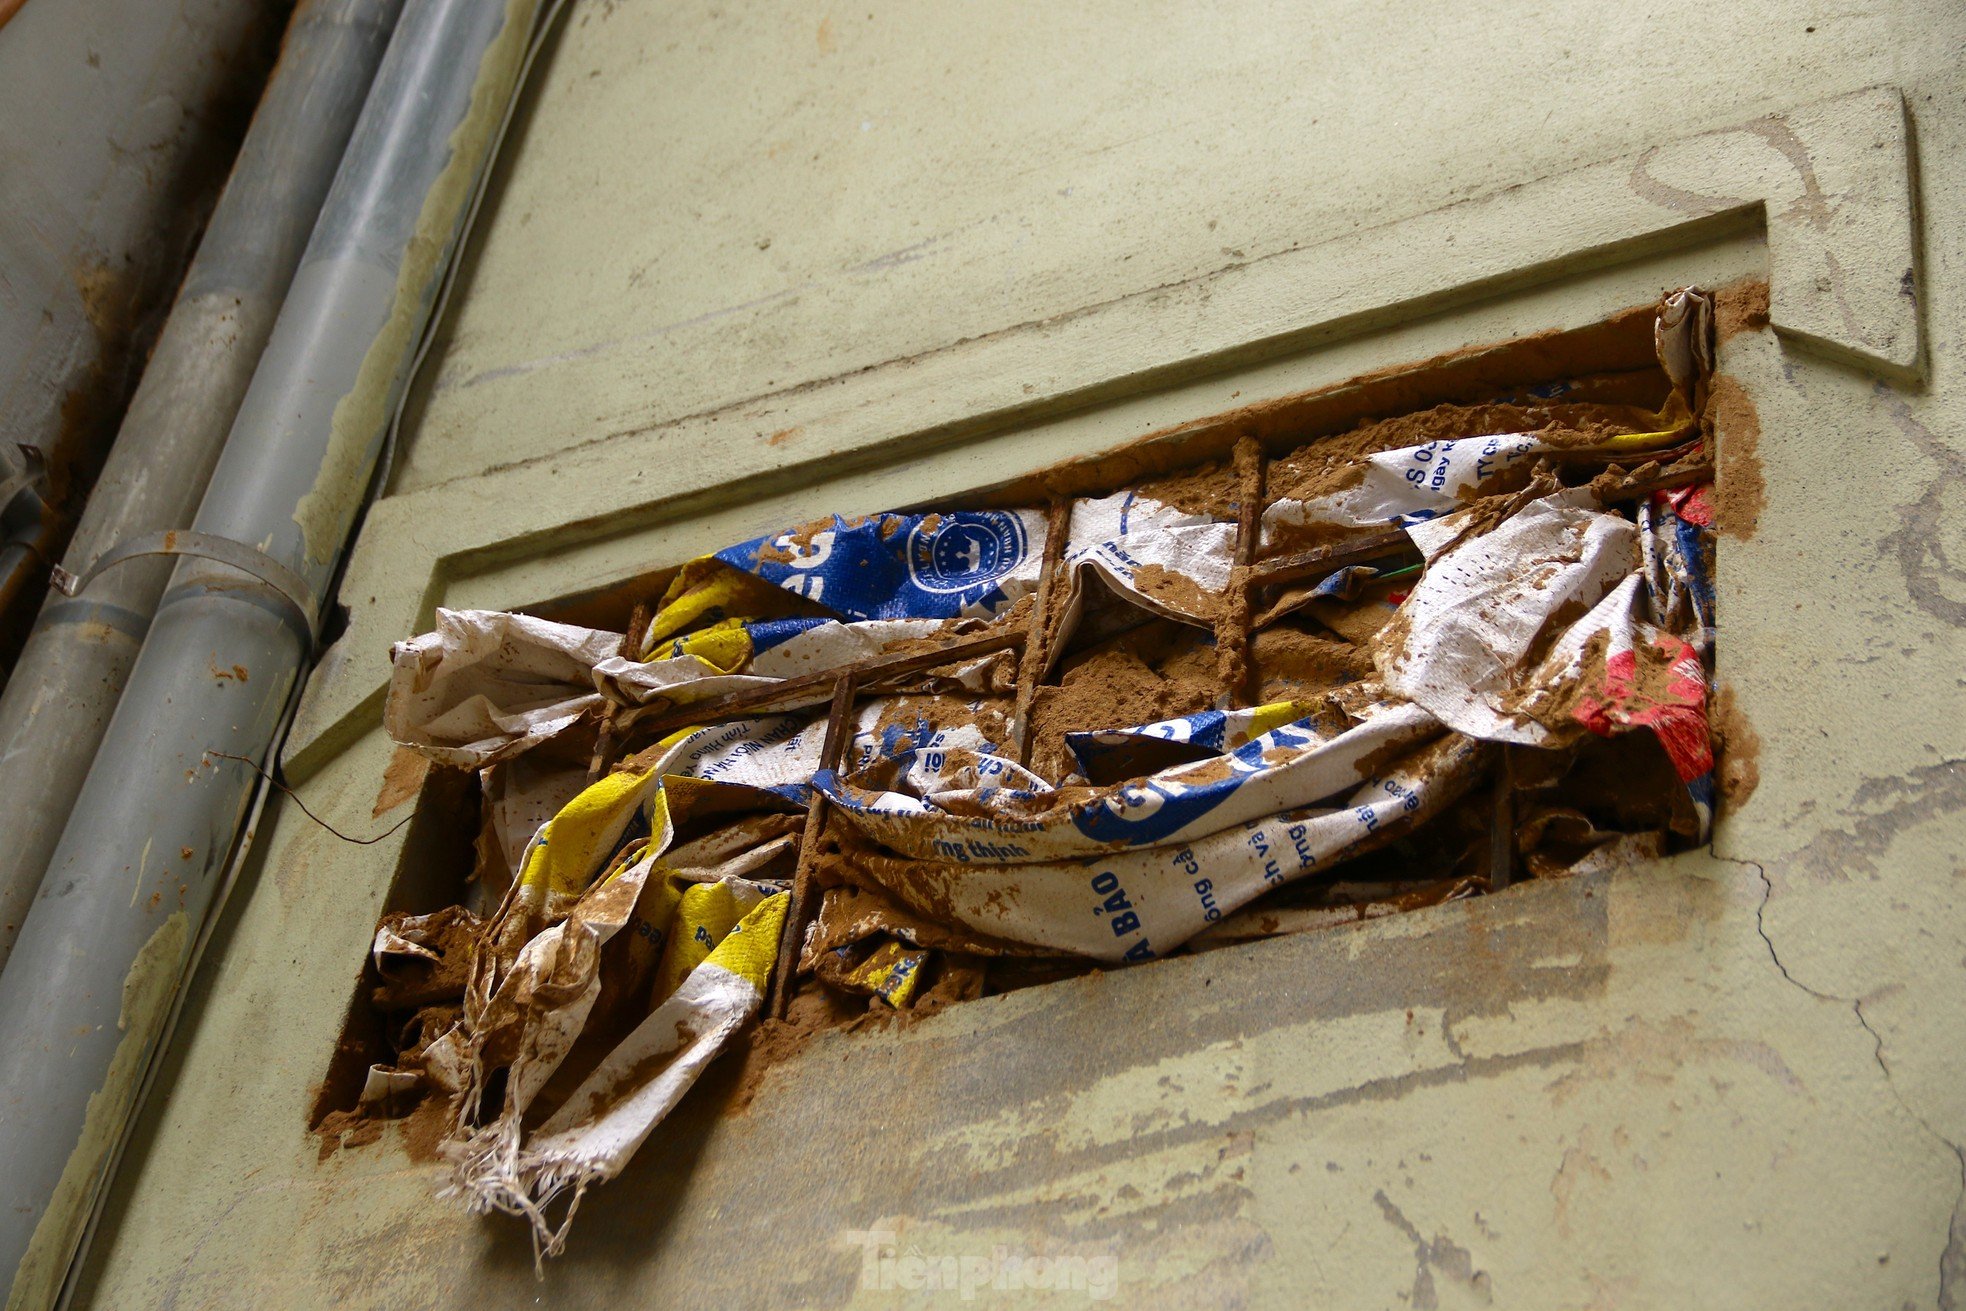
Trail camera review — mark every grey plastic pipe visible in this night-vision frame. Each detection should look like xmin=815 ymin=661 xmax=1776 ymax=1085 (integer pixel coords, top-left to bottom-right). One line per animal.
xmin=0 ymin=1 xmax=544 ymax=1304
xmin=0 ymin=0 xmax=406 ymax=973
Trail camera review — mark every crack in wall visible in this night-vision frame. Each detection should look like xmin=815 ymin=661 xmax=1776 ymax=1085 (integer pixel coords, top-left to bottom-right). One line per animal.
xmin=1940 ymin=1146 xmax=1966 ymax=1311
xmin=1727 ymin=851 xmax=1966 ymax=1309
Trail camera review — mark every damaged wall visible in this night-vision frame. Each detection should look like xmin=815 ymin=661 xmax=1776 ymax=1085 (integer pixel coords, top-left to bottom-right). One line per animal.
xmin=60 ymin=0 xmax=1966 ymax=1307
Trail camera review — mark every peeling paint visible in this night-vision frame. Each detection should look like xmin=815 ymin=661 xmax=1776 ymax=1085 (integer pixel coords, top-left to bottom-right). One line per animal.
xmin=293 ymin=0 xmax=540 ymax=565
xmin=6 ymin=912 xmax=186 ymax=1311
xmin=1875 ymin=389 xmax=1966 ymax=629
xmin=1780 ymin=759 xmax=1965 ymax=886
xmin=1375 ymin=1190 xmax=1493 ymax=1308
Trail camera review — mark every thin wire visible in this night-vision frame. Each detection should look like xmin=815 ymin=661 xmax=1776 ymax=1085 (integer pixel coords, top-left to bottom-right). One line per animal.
xmin=204 ymin=750 xmax=415 ymax=845
xmin=53 ymin=677 xmax=305 ymax=1311
xmin=234 ymin=0 xmax=577 ymax=835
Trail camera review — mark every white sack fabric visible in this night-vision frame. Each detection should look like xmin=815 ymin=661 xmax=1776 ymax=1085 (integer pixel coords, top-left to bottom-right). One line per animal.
xmin=1377 ymin=495 xmax=1639 ymax=744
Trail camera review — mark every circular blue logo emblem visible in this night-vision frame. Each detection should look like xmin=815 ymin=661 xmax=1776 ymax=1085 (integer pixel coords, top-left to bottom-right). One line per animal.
xmin=905 ymin=512 xmax=1027 ymax=595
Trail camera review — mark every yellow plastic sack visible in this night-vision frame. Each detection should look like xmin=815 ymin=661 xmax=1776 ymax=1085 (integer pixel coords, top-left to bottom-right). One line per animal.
xmin=642 ymin=557 xmax=823 ymax=657
xmin=840 ymin=939 xmax=929 ymax=1008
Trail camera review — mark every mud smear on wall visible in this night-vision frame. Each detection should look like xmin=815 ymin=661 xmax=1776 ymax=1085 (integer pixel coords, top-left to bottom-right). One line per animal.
xmin=1708 ymin=375 xmax=1765 ymax=541
xmin=974 ymin=303 xmax=1666 ymax=509
xmin=1710 ymin=683 xmax=1761 ymax=811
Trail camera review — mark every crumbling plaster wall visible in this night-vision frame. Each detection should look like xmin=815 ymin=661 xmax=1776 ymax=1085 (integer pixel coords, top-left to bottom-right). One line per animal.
xmin=69 ymin=0 xmax=1966 ymax=1307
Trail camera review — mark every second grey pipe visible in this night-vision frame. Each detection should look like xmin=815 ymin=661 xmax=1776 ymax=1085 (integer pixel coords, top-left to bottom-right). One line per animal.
xmin=0 ymin=0 xmax=405 ymax=968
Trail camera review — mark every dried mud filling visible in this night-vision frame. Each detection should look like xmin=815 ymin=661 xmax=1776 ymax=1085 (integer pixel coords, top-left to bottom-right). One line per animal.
xmin=316 ymin=289 xmax=1741 ymax=1192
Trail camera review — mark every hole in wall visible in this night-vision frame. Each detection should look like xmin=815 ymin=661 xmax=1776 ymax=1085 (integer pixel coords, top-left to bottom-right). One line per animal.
xmin=306 ymin=760 xmax=478 ymax=1133
xmin=313 ymin=287 xmax=1735 ymax=1153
